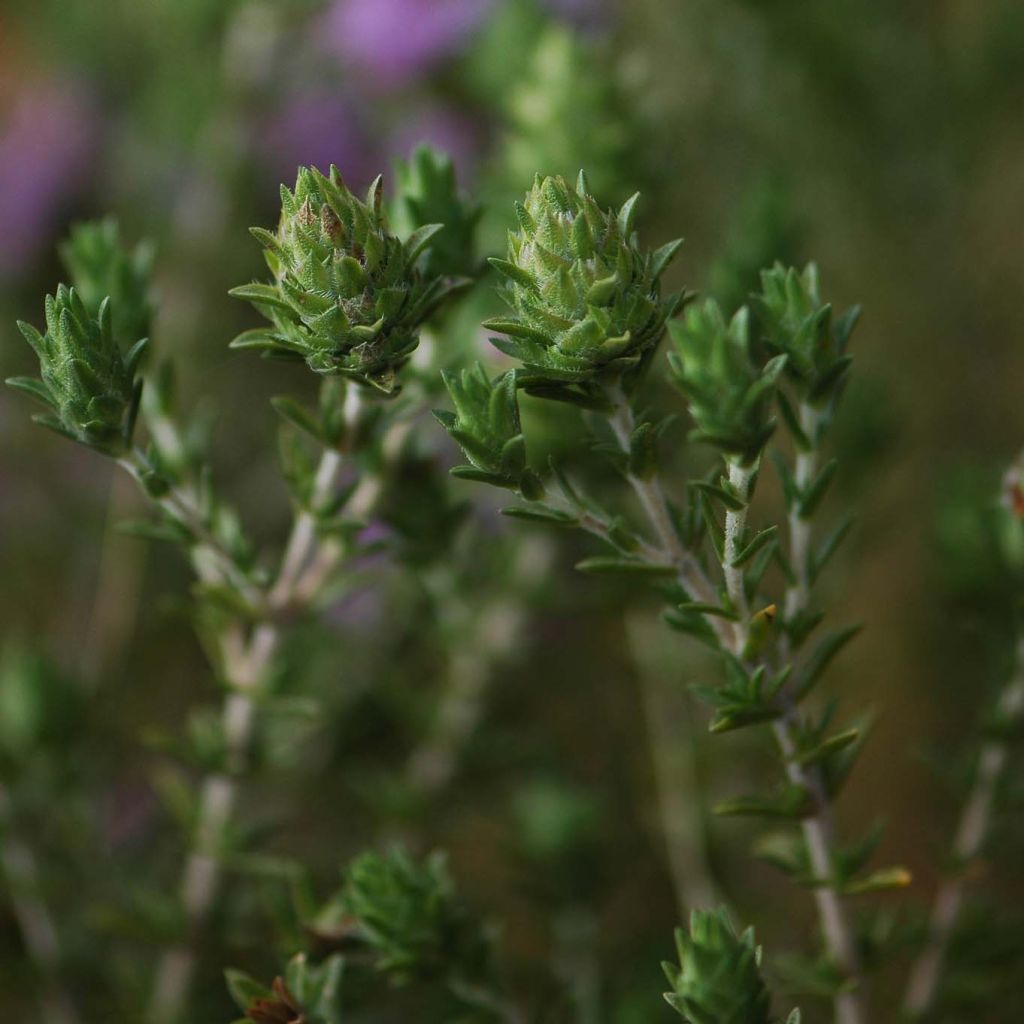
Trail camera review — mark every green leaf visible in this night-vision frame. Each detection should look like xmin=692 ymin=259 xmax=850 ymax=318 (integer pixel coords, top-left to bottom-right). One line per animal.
xmin=776 ymin=390 xmax=811 ymax=450
xmin=714 ymin=785 xmax=813 ymax=819
xmin=225 ymin=968 xmax=270 ymax=1011
xmin=797 ymin=458 xmax=838 ymax=518
xmin=487 ymin=257 xmax=537 ymax=291
xmin=792 ymin=728 xmax=860 ymax=768
xmin=271 ymin=396 xmax=324 ymax=442
xmin=730 ymin=525 xmax=778 ymax=568
xmin=500 ymin=504 xmax=578 ymax=526
xmin=5 ymin=376 xmax=56 ymax=408
xmin=810 ymin=513 xmax=854 ymax=583
xmin=575 ymin=556 xmax=676 ymax=577
xmin=227 ymin=282 xmax=292 ymax=311
xmin=795 ymin=625 xmax=862 ymax=701
xmin=842 ymin=866 xmax=912 ymax=896
xmin=709 ymin=705 xmax=782 ymax=733
xmin=689 ymin=478 xmax=748 ymax=511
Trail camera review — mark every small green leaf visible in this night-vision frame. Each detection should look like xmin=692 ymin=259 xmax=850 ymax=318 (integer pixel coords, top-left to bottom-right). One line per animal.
xmin=575 ymin=556 xmax=676 ymax=577
xmin=730 ymin=525 xmax=778 ymax=568
xmin=795 ymin=625 xmax=862 ymax=701
xmin=225 ymin=969 xmax=270 ymax=1011
xmin=271 ymin=396 xmax=324 ymax=442
xmin=713 ymin=785 xmax=813 ymax=819
xmin=689 ymin=479 xmax=747 ymax=511
xmin=842 ymin=866 xmax=912 ymax=896
xmin=501 ymin=505 xmax=578 ymax=526
xmin=797 ymin=458 xmax=838 ymax=518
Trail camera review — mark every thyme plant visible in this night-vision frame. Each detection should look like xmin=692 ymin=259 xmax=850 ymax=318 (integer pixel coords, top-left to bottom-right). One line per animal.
xmin=5 ymin=157 xmax=1022 ymax=1024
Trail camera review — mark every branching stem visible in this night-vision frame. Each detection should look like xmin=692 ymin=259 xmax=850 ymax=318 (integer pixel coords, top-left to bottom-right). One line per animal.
xmin=145 ymin=389 xmax=392 ymax=1024
xmin=902 ymin=633 xmax=1024 ymax=1017
xmin=605 ymin=386 xmax=727 ymax=641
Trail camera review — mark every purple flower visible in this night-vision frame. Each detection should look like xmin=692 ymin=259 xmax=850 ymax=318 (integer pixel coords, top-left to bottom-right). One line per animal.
xmin=0 ymin=80 xmax=96 ymax=277
xmin=387 ymin=105 xmax=482 ymax=182
xmin=262 ymin=90 xmax=380 ymax=189
xmin=319 ymin=0 xmax=493 ymax=89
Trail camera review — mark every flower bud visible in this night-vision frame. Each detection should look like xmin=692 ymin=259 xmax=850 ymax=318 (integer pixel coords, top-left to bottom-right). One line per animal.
xmin=8 ymin=285 xmax=147 ymax=455
xmin=231 ymin=165 xmax=461 ymax=393
xmin=435 ymin=364 xmax=543 ymax=499
xmin=484 ymin=171 xmax=684 ymax=387
xmin=59 ymin=218 xmax=154 ymax=345
xmin=755 ymin=263 xmax=859 ymax=407
xmin=668 ymin=300 xmax=786 ymax=465
xmin=392 ymin=144 xmax=481 ymax=280
xmin=663 ymin=908 xmax=773 ymax=1024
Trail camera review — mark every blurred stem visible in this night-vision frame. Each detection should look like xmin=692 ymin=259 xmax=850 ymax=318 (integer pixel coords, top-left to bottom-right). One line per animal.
xmin=627 ymin=612 xmax=720 ymax=915
xmin=81 ymin=470 xmax=147 ymax=689
xmin=403 ymin=537 xmax=550 ymax=799
xmin=145 ymin=390 xmax=395 ymax=1024
xmin=902 ymin=633 xmax=1024 ymax=1018
xmin=774 ymin=401 xmax=865 ymax=1024
xmin=0 ymin=784 xmax=81 ymax=1024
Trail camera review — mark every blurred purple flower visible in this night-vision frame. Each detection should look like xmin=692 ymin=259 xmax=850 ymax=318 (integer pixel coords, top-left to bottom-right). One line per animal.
xmin=263 ymin=90 xmax=380 ymax=188
xmin=0 ymin=80 xmax=96 ymax=277
xmin=387 ymin=105 xmax=482 ymax=182
xmin=544 ymin=0 xmax=612 ymax=31
xmin=319 ymin=0 xmax=493 ymax=89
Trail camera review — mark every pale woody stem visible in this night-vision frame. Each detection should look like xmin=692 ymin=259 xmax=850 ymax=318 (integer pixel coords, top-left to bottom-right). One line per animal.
xmin=0 ymin=784 xmax=81 ymax=1024
xmin=403 ymin=538 xmax=550 ymax=797
xmin=610 ymin=383 xmax=864 ymax=1024
xmin=723 ymin=460 xmax=754 ymax=648
xmin=147 ymin=392 xmax=370 ymax=1024
xmin=775 ymin=400 xmax=865 ymax=1024
xmin=784 ymin=404 xmax=822 ymax=629
xmin=903 ymin=634 xmax=1024 ymax=1017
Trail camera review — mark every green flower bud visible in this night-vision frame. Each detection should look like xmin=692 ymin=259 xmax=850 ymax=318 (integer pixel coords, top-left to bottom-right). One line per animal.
xmin=338 ymin=848 xmax=478 ymax=984
xmin=668 ymin=300 xmax=786 ymax=465
xmin=0 ymin=645 xmax=82 ymax=768
xmin=59 ymin=218 xmax=155 ymax=345
xmin=392 ymin=144 xmax=482 ymax=280
xmin=754 ymin=263 xmax=860 ymax=406
xmin=435 ymin=364 xmax=543 ymax=499
xmin=8 ymin=285 xmax=148 ymax=455
xmin=484 ymin=171 xmax=685 ymax=388
xmin=231 ymin=165 xmax=462 ymax=394
xmin=663 ymin=909 xmax=773 ymax=1024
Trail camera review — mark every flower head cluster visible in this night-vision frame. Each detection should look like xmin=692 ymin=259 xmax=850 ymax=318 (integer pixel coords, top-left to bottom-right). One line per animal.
xmin=663 ymin=909 xmax=773 ymax=1024
xmin=8 ymin=286 xmax=147 ymax=455
xmin=231 ymin=166 xmax=460 ymax=393
xmin=485 ymin=171 xmax=684 ymax=387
